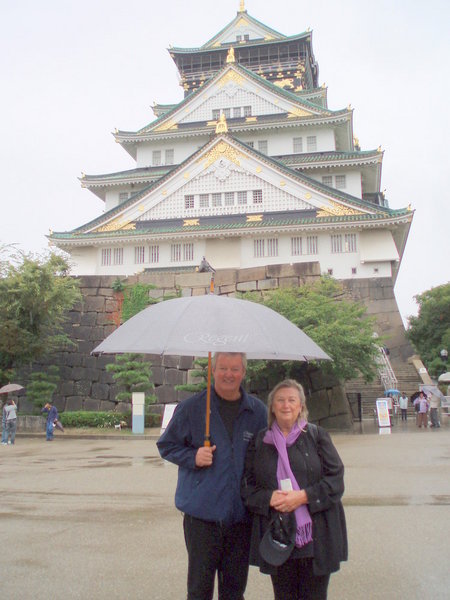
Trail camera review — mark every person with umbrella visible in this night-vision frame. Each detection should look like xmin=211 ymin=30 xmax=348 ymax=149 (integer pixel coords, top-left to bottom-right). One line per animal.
xmin=157 ymin=352 xmax=267 ymax=600
xmin=2 ymin=398 xmax=18 ymax=445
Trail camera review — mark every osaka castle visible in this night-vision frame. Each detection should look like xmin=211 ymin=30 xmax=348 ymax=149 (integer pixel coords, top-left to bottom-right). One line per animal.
xmin=50 ymin=2 xmax=413 ymax=282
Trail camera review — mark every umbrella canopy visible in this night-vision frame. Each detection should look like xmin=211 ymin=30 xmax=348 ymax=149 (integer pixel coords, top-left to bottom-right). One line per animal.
xmin=420 ymin=385 xmax=446 ymax=401
xmin=438 ymin=371 xmax=450 ymax=383
xmin=0 ymin=383 xmax=24 ymax=394
xmin=93 ymin=294 xmax=330 ymax=361
xmin=385 ymin=389 xmax=400 ymax=395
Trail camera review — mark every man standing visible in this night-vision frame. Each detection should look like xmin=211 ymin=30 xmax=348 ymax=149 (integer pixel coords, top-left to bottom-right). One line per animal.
xmin=157 ymin=352 xmax=267 ymax=600
xmin=399 ymin=392 xmax=408 ymax=421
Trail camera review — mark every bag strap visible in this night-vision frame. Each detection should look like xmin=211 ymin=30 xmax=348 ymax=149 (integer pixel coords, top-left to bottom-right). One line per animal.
xmin=307 ymin=422 xmax=319 ymax=445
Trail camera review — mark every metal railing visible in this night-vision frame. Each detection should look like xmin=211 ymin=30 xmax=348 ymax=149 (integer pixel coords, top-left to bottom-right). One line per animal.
xmin=376 ymin=347 xmax=398 ymax=391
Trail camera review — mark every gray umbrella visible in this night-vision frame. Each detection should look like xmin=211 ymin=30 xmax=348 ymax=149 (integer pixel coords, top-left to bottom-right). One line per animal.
xmin=0 ymin=383 xmax=24 ymax=394
xmin=93 ymin=294 xmax=330 ymax=361
xmin=93 ymin=294 xmax=330 ymax=445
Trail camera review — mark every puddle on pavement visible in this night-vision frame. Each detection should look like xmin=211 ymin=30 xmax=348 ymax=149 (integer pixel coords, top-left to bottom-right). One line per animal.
xmin=344 ymin=494 xmax=450 ymax=506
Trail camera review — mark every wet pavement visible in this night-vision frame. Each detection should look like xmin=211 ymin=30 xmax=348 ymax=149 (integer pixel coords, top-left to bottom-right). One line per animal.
xmin=1 ymin=419 xmax=449 ymax=599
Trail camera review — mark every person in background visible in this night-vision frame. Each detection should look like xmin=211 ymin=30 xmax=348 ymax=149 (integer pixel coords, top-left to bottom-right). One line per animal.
xmin=157 ymin=352 xmax=267 ymax=600
xmin=41 ymin=401 xmax=60 ymax=441
xmin=398 ymin=392 xmax=408 ymax=421
xmin=429 ymin=393 xmax=441 ymax=428
xmin=414 ymin=392 xmax=429 ymax=428
xmin=3 ymin=398 xmax=18 ymax=445
xmin=1 ymin=399 xmax=7 ymax=445
xmin=242 ymin=379 xmax=347 ymax=600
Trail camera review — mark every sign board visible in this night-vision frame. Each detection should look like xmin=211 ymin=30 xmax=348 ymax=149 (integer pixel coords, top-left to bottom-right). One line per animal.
xmin=376 ymin=399 xmax=391 ymax=427
xmin=160 ymin=403 xmax=177 ymax=435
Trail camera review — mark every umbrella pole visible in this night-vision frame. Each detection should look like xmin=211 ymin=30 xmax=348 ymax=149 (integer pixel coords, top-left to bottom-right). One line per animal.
xmin=204 ymin=267 xmax=215 ymax=447
xmin=205 ymin=352 xmax=212 ymax=447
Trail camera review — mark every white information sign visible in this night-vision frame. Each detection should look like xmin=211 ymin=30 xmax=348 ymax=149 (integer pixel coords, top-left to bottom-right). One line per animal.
xmin=376 ymin=399 xmax=391 ymax=427
xmin=160 ymin=403 xmax=177 ymax=435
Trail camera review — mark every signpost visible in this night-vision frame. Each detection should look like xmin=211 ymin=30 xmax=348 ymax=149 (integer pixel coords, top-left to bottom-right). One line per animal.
xmin=376 ymin=398 xmax=391 ymax=429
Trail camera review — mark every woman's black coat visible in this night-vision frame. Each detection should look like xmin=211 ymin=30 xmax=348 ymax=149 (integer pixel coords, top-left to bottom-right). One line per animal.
xmin=241 ymin=424 xmax=348 ymax=576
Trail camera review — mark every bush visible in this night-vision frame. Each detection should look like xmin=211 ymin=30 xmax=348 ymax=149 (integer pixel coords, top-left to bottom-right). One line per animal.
xmin=59 ymin=411 xmax=130 ymax=429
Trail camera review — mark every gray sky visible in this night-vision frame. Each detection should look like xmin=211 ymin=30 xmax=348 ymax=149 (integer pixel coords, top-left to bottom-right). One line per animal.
xmin=1 ymin=0 xmax=449 ymax=325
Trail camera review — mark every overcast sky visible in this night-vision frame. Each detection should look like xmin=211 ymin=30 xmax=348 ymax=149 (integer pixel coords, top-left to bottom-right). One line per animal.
xmin=1 ymin=0 xmax=449 ymax=325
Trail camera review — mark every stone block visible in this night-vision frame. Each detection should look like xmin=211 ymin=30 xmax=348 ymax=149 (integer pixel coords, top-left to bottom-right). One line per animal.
xmin=142 ymin=272 xmax=175 ymax=288
xmin=265 ymin=263 xmax=296 ymax=278
xmin=98 ymin=287 xmax=114 ymax=297
xmin=65 ymin=396 xmax=83 ymax=411
xmin=100 ymin=400 xmax=117 ymax=412
xmin=257 ymin=278 xmax=278 ymax=290
xmin=278 ymin=277 xmax=299 ymax=288
xmin=155 ymin=385 xmax=177 ymax=403
xmin=214 ymin=269 xmax=238 ymax=287
xmin=92 ymin=382 xmax=111 ymax=400
xmin=116 ymin=402 xmax=132 ymax=414
xmin=84 ymin=368 xmax=100 ymax=382
xmin=72 ymin=367 xmax=86 ymax=381
xmin=66 ymin=353 xmax=83 ymax=368
xmin=320 ymin=413 xmax=353 ymax=430
xmin=96 ymin=355 xmax=116 ymax=369
xmin=151 ymin=366 xmax=165 ymax=386
xmin=236 ymin=267 xmax=267 ymax=283
xmin=177 ymin=389 xmax=192 ymax=402
xmin=181 ymin=288 xmax=192 ymax=297
xmin=80 ymin=312 xmax=98 ymax=326
xmin=218 ymin=284 xmax=237 ymax=294
xmin=148 ymin=289 xmax=164 ymax=299
xmin=175 ymin=272 xmax=212 ymax=288
xmin=83 ymin=398 xmax=101 ymax=411
xmin=74 ymin=380 xmax=92 ymax=396
xmin=99 ymin=370 xmax=115 ymax=384
xmin=60 ymin=381 xmax=74 ymax=396
xmin=179 ymin=356 xmax=194 ymax=370
xmin=165 ymin=368 xmax=186 ymax=385
xmin=192 ymin=287 xmax=208 ymax=296
xmin=96 ymin=312 xmax=115 ymax=326
xmin=90 ymin=327 xmax=106 ymax=342
xmin=84 ymin=296 xmax=106 ymax=312
xmin=17 ymin=415 xmax=46 ymax=433
xmin=162 ymin=355 xmax=181 ymax=368
xmin=78 ymin=275 xmax=102 ymax=289
xmin=74 ymin=326 xmax=93 ymax=341
xmin=105 ymin=299 xmax=117 ymax=313
xmin=236 ymin=281 xmax=257 ymax=292
xmin=82 ymin=355 xmax=97 ymax=369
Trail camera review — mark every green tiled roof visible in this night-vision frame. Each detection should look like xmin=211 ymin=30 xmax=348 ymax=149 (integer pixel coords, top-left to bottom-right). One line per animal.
xmin=82 ymin=165 xmax=174 ymax=184
xmin=172 ymin=32 xmax=311 ymax=54
xmin=276 ymin=150 xmax=381 ymax=165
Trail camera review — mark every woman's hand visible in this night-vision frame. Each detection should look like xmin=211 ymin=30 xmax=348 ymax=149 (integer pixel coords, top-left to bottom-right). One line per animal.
xmin=270 ymin=489 xmax=308 ymax=512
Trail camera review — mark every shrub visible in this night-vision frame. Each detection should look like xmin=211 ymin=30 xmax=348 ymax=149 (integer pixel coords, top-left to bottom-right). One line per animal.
xmin=59 ymin=411 xmax=130 ymax=429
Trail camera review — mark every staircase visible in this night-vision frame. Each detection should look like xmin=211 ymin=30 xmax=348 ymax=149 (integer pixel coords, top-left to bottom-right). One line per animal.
xmin=345 ymin=359 xmax=422 ymax=420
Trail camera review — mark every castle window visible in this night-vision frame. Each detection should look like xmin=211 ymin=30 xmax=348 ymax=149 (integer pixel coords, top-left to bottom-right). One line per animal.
xmin=149 ymin=245 xmax=159 ymax=263
xmin=254 ymin=239 xmax=265 ymax=258
xmin=331 ymin=234 xmax=343 ymax=253
xmin=185 ymin=195 xmax=195 ymax=209
xmin=165 ymin=149 xmax=174 ymax=165
xmin=113 ymin=248 xmax=123 ymax=265
xmin=199 ymin=194 xmax=209 ymax=208
xmin=212 ymin=193 xmax=222 ymax=207
xmin=291 ymin=237 xmax=303 ymax=256
xmin=257 ymin=140 xmax=268 ymax=154
xmin=306 ymin=236 xmax=318 ymax=254
xmin=171 ymin=244 xmax=181 ymax=262
xmin=152 ymin=150 xmax=161 ymax=166
xmin=237 ymin=191 xmax=247 ymax=205
xmin=293 ymin=137 xmax=303 ymax=153
xmin=247 ymin=141 xmax=254 ymax=148
xmin=119 ymin=192 xmax=129 ymax=202
xmin=212 ymin=109 xmax=220 ymax=120
xmin=267 ymin=238 xmax=278 ymax=257
xmin=243 ymin=106 xmax=252 ymax=117
xmin=134 ymin=246 xmax=146 ymax=264
xmin=252 ymin=189 xmax=263 ymax=204
xmin=223 ymin=108 xmax=231 ymax=119
xmin=101 ymin=248 xmax=112 ymax=266
xmin=345 ymin=233 xmax=357 ymax=252
xmin=306 ymin=136 xmax=317 ymax=152
xmin=233 ymin=107 xmax=242 ymax=118
xmin=352 ymin=267 xmax=357 ymax=275
xmin=322 ymin=175 xmax=333 ymax=187
xmin=335 ymin=175 xmax=346 ymax=189
xmin=224 ymin=192 xmax=235 ymax=206
xmin=183 ymin=243 xmax=194 ymax=261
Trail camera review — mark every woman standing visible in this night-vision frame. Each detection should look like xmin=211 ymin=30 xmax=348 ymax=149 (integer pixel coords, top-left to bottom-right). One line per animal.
xmin=242 ymin=380 xmax=347 ymax=600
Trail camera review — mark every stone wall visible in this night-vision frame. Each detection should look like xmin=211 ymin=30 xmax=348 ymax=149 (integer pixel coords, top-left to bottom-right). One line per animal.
xmin=19 ymin=264 xmax=413 ymax=430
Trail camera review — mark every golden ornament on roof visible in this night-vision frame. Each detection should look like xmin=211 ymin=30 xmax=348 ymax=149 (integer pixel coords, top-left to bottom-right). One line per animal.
xmin=215 ymin=112 xmax=228 ymax=134
xmin=226 ymin=47 xmax=235 ymax=63
xmin=239 ymin=0 xmax=245 ymax=12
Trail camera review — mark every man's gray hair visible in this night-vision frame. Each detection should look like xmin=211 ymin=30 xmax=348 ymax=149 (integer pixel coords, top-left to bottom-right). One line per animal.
xmin=211 ymin=352 xmax=247 ymax=370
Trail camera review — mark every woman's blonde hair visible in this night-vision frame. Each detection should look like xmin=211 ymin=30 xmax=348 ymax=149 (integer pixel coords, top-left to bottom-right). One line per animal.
xmin=267 ymin=379 xmax=308 ymax=428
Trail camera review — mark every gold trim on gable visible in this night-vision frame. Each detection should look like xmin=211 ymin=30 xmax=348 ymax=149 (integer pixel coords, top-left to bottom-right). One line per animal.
xmin=246 ymin=214 xmax=263 ymax=222
xmin=287 ymin=107 xmax=312 ymax=118
xmin=217 ymin=70 xmax=244 ymax=87
xmin=316 ymin=201 xmax=364 ymax=218
xmin=198 ymin=141 xmax=243 ymax=169
xmin=237 ymin=17 xmax=249 ymax=27
xmin=183 ymin=219 xmax=199 ymax=227
xmin=95 ymin=217 xmax=136 ymax=233
xmin=245 ymin=116 xmax=257 ymax=122
xmin=155 ymin=119 xmax=178 ymax=132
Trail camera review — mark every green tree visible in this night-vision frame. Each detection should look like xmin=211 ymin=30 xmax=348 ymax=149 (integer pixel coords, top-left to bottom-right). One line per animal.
xmin=0 ymin=252 xmax=80 ymax=384
xmin=406 ymin=283 xmax=450 ymax=377
xmin=106 ymin=353 xmax=156 ymax=404
xmin=175 ymin=358 xmax=209 ymax=393
xmin=26 ymin=366 xmax=60 ymax=409
xmin=241 ymin=276 xmax=380 ymax=383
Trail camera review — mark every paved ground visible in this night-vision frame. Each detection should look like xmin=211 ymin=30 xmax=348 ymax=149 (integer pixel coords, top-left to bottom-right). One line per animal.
xmin=1 ymin=419 xmax=449 ymax=599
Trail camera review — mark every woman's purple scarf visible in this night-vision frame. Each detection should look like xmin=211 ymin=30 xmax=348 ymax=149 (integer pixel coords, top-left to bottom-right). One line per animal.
xmin=263 ymin=421 xmax=313 ymax=548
